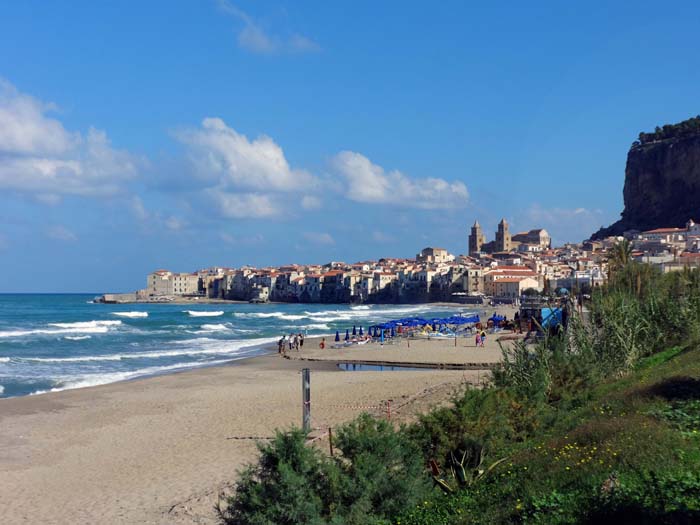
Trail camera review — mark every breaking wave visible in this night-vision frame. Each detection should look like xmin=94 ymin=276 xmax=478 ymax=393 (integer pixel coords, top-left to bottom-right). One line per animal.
xmin=185 ymin=310 xmax=224 ymax=317
xmin=64 ymin=335 xmax=92 ymax=341
xmin=113 ymin=311 xmax=149 ymax=318
xmin=22 ymin=336 xmax=279 ymax=363
xmin=0 ymin=320 xmax=122 ymax=338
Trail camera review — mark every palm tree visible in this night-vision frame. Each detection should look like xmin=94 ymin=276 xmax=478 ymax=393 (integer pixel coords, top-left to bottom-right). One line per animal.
xmin=606 ymin=239 xmax=633 ymax=281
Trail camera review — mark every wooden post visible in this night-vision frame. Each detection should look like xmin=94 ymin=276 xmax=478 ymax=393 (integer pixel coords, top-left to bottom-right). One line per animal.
xmin=386 ymin=399 xmax=392 ymax=421
xmin=328 ymin=427 xmax=334 ymax=456
xmin=302 ymin=368 xmax=311 ymax=433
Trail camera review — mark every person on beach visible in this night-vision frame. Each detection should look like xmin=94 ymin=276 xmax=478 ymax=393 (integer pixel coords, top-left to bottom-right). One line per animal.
xmin=288 ymin=334 xmax=294 ymax=353
xmin=299 ymin=333 xmax=304 ymax=349
xmin=319 ymin=337 xmax=326 ymax=349
xmin=480 ymin=330 xmax=486 ymax=347
xmin=278 ymin=336 xmax=286 ymax=354
xmin=475 ymin=332 xmax=482 ymax=347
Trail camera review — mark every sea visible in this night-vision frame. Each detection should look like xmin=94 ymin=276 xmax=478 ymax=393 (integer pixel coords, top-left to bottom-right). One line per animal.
xmin=0 ymin=294 xmax=474 ymax=398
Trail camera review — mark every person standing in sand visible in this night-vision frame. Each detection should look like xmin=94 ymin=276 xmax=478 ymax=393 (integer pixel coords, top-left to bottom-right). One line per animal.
xmin=480 ymin=330 xmax=486 ymax=347
xmin=299 ymin=333 xmax=304 ymax=349
xmin=475 ymin=332 xmax=482 ymax=347
xmin=319 ymin=337 xmax=326 ymax=349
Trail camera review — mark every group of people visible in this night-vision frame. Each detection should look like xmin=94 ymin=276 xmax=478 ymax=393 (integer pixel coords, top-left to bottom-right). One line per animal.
xmin=278 ymin=333 xmax=304 ymax=354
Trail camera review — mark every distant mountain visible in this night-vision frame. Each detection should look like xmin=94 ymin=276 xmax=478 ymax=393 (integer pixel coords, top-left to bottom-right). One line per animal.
xmin=592 ymin=115 xmax=700 ymax=239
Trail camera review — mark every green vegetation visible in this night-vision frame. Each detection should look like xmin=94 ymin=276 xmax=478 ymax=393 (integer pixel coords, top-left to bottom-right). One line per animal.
xmin=219 ymin=263 xmax=700 ymax=524
xmin=633 ymin=115 xmax=700 ymax=147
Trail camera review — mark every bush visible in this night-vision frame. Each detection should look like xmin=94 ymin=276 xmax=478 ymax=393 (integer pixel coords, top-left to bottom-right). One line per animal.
xmin=219 ymin=415 xmax=432 ymax=525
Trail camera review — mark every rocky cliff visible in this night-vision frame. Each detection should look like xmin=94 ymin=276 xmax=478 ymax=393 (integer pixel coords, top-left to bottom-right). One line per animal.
xmin=593 ymin=117 xmax=700 ymax=239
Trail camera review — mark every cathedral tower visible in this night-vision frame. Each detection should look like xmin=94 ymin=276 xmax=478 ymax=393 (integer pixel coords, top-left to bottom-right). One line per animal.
xmin=469 ymin=220 xmax=486 ymax=255
xmin=495 ymin=218 xmax=512 ymax=252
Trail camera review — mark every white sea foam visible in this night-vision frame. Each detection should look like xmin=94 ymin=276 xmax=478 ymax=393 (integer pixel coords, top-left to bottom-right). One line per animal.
xmin=30 ymin=359 xmax=238 ymax=395
xmin=113 ymin=311 xmax=148 ymax=318
xmin=199 ymin=323 xmax=230 ymax=332
xmin=0 ymin=357 xmax=9 ymax=363
xmin=351 ymin=305 xmax=371 ymax=310
xmin=50 ymin=320 xmax=122 ymax=329
xmin=185 ymin=310 xmax=224 ymax=317
xmin=23 ymin=336 xmax=279 ymax=363
xmin=0 ymin=320 xmax=122 ymax=338
xmin=64 ymin=335 xmax=92 ymax=341
xmin=285 ymin=323 xmax=330 ymax=331
xmin=0 ymin=385 xmax=4 ymax=394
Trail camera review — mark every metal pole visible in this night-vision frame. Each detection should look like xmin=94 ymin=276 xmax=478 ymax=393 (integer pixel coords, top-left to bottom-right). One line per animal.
xmin=302 ymin=368 xmax=311 ymax=433
xmin=328 ymin=427 xmax=334 ymax=456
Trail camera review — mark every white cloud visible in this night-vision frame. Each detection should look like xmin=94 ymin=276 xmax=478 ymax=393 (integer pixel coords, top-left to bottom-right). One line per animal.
xmin=217 ymin=0 xmax=320 ymax=55
xmin=331 ymin=151 xmax=468 ymax=209
xmin=209 ymin=191 xmax=281 ymax=219
xmin=177 ymin=117 xmax=314 ymax=192
xmin=0 ymin=80 xmax=138 ymax=200
xmin=303 ymin=232 xmax=335 ymax=245
xmin=46 ymin=225 xmax=77 ymax=242
xmin=301 ymin=195 xmax=321 ymax=210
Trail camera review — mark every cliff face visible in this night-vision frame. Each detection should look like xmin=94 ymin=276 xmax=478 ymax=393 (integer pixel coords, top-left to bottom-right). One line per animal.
xmin=593 ymin=132 xmax=700 ymax=238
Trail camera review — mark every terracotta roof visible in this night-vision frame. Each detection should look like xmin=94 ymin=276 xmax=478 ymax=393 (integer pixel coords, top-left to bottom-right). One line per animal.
xmin=643 ymin=227 xmax=684 ymax=234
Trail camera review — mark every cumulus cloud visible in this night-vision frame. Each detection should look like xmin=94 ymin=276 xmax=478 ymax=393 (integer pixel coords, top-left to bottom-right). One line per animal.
xmin=177 ymin=117 xmax=314 ymax=192
xmin=0 ymin=80 xmax=138 ymax=201
xmin=217 ymin=1 xmax=320 ymax=55
xmin=303 ymin=232 xmax=335 ymax=245
xmin=46 ymin=225 xmax=77 ymax=242
xmin=331 ymin=151 xmax=468 ymax=209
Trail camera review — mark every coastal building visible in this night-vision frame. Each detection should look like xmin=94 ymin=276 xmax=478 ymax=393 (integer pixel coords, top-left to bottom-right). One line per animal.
xmin=416 ymin=247 xmax=453 ymax=264
xmin=146 ymin=270 xmax=199 ymax=296
xmin=493 ymin=276 xmax=540 ymax=300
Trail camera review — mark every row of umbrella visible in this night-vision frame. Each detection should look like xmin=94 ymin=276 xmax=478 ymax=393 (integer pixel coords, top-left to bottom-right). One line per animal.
xmin=332 ymin=314 xmax=482 ymax=342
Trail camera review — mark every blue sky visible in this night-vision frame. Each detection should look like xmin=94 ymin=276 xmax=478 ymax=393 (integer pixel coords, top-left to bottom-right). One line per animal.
xmin=1 ymin=0 xmax=700 ymax=292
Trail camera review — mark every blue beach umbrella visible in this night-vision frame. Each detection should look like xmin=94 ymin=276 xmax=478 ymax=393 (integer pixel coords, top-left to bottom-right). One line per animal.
xmin=335 ymin=331 xmax=340 ymax=342
xmin=359 ymin=326 xmax=364 ymax=336
xmin=345 ymin=329 xmax=350 ymax=341
xmin=352 ymin=325 xmax=357 ymax=336
xmin=390 ymin=326 xmax=396 ymax=337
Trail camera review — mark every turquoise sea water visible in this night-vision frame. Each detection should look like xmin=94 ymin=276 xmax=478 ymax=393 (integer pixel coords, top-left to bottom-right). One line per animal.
xmin=0 ymin=294 xmax=473 ymax=398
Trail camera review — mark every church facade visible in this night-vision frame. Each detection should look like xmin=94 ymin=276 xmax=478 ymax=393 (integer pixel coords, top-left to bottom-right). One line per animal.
xmin=468 ymin=219 xmax=550 ymax=255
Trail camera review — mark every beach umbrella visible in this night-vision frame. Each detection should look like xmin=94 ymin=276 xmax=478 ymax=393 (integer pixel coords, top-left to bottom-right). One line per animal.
xmin=359 ymin=326 xmax=364 ymax=336
xmin=345 ymin=329 xmax=350 ymax=341
xmin=432 ymin=322 xmax=437 ymax=332
xmin=390 ymin=326 xmax=396 ymax=337
xmin=335 ymin=330 xmax=340 ymax=342
xmin=352 ymin=325 xmax=357 ymax=336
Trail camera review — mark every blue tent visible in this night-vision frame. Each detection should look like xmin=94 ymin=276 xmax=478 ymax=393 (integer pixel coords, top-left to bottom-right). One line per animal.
xmin=541 ymin=308 xmax=562 ymax=328
xmin=335 ymin=331 xmax=340 ymax=342
xmin=345 ymin=329 xmax=350 ymax=341
xmin=489 ymin=315 xmax=506 ymax=325
xmin=352 ymin=325 xmax=357 ymax=336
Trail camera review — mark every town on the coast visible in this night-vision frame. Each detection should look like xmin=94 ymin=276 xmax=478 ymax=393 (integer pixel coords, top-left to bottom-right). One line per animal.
xmin=100 ymin=217 xmax=700 ymax=305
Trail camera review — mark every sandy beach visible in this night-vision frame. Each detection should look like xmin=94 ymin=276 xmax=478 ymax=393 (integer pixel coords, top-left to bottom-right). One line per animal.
xmin=0 ymin=332 xmax=512 ymax=524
